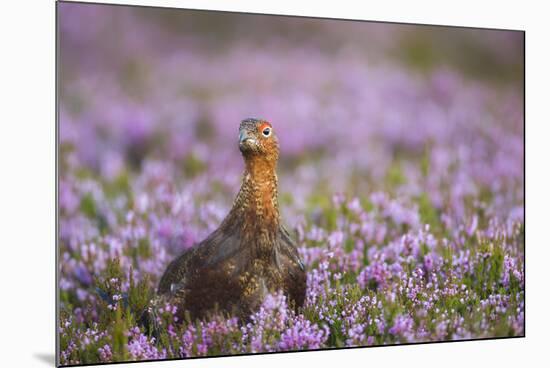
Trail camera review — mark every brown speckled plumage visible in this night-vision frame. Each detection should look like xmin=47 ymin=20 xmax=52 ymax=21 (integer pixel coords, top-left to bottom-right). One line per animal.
xmin=157 ymin=118 xmax=306 ymax=321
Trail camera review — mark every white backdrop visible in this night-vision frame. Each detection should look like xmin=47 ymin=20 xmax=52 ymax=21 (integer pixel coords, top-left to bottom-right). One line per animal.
xmin=0 ymin=0 xmax=546 ymax=367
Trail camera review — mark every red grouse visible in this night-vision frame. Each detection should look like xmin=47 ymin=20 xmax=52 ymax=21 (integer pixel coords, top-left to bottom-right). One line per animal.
xmin=157 ymin=118 xmax=306 ymax=321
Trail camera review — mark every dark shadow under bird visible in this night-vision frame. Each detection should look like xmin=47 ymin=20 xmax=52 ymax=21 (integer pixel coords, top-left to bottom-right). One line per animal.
xmin=157 ymin=118 xmax=306 ymax=321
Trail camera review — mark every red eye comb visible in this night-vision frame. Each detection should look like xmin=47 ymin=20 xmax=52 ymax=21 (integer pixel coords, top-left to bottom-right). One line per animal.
xmin=259 ymin=121 xmax=272 ymax=131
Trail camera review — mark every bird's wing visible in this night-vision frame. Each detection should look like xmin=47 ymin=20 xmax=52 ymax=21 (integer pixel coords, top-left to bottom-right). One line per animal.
xmin=157 ymin=246 xmax=196 ymax=295
xmin=200 ymin=228 xmax=242 ymax=267
xmin=157 ymin=228 xmax=243 ymax=295
xmin=278 ymin=225 xmax=305 ymax=271
xmin=277 ymin=225 xmax=307 ymax=310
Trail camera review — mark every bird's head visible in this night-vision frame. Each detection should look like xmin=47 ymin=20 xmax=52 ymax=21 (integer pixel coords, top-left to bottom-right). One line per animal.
xmin=238 ymin=118 xmax=279 ymax=163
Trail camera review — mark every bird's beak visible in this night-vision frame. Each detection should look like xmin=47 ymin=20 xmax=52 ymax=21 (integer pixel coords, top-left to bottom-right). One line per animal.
xmin=239 ymin=129 xmax=257 ymax=153
xmin=239 ymin=130 xmax=252 ymax=144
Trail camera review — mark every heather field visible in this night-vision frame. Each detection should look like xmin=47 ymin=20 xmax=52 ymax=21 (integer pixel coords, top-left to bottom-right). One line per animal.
xmin=57 ymin=3 xmax=524 ymax=365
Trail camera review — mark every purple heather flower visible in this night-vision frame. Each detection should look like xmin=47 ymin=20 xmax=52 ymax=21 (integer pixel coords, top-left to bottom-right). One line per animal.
xmin=278 ymin=316 xmax=329 ymax=350
xmin=389 ymin=314 xmax=415 ymax=341
xmin=98 ymin=344 xmax=112 ymax=362
xmin=127 ymin=327 xmax=167 ymax=360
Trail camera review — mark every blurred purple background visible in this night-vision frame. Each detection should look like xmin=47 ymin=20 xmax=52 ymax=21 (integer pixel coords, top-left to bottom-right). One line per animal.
xmin=59 ymin=3 xmax=523 ymax=222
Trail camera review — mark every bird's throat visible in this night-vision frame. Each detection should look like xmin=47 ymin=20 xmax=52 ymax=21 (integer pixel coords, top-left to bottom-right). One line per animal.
xmin=224 ymin=157 xmax=281 ymax=254
xmin=241 ymin=160 xmax=280 ymax=229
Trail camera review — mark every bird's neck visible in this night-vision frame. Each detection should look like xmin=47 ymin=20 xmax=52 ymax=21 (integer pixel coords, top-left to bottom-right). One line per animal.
xmin=224 ymin=158 xmax=280 ymax=247
xmin=241 ymin=159 xmax=280 ymax=228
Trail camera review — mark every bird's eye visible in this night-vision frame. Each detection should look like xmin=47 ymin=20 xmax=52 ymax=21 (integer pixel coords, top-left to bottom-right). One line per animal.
xmin=262 ymin=127 xmax=271 ymax=137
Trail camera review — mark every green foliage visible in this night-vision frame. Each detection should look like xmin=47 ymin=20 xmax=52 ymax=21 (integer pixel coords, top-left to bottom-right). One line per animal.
xmin=182 ymin=153 xmax=207 ymax=178
xmin=79 ymin=193 xmax=97 ymax=219
xmin=385 ymin=162 xmax=407 ymax=188
xmin=79 ymin=192 xmax=109 ymax=233
xmin=104 ymin=171 xmax=132 ymax=201
xmin=112 ymin=306 xmax=130 ymax=361
xmin=416 ymin=193 xmax=443 ymax=235
xmin=127 ymin=272 xmax=154 ymax=322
